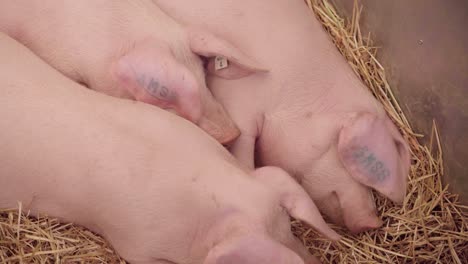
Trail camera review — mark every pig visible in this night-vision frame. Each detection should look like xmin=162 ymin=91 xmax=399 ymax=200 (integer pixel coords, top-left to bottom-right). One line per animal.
xmin=0 ymin=32 xmax=339 ymax=263
xmin=0 ymin=0 xmax=273 ymax=144
xmin=154 ymin=0 xmax=411 ymax=233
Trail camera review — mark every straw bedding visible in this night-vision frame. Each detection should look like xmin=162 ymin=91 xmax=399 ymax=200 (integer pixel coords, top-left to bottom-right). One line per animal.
xmin=1 ymin=0 xmax=467 ymax=263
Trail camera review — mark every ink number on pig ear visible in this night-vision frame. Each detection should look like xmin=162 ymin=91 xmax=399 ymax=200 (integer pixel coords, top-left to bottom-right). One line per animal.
xmin=147 ymin=78 xmax=160 ymax=96
xmin=352 ymin=146 xmax=368 ymax=160
xmin=371 ymin=161 xmax=383 ymax=174
xmin=363 ymin=154 xmax=376 ymax=168
xmin=352 ymin=146 xmax=390 ymax=182
xmin=128 ymin=64 xmax=174 ymax=101
xmin=214 ymin=56 xmax=229 ymax=71
xmin=138 ymin=74 xmax=173 ymax=100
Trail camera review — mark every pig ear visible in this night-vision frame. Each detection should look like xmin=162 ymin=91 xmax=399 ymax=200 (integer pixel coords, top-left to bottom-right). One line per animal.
xmin=112 ymin=43 xmax=202 ymax=123
xmin=338 ymin=112 xmax=411 ymax=204
xmin=188 ymin=29 xmax=268 ymax=79
xmin=203 ymin=235 xmax=305 ymax=264
xmin=253 ymin=167 xmax=341 ymax=241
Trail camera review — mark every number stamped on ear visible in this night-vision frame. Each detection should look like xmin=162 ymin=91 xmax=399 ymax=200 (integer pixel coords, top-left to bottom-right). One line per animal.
xmin=214 ymin=56 xmax=229 ymax=71
xmin=352 ymin=146 xmax=390 ymax=182
xmin=125 ymin=63 xmax=176 ymax=101
xmin=135 ymin=74 xmax=175 ymax=101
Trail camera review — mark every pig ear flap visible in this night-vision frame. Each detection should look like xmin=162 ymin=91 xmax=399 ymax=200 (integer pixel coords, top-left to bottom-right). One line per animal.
xmin=338 ymin=113 xmax=411 ymax=204
xmin=188 ymin=29 xmax=268 ymax=79
xmin=253 ymin=167 xmax=341 ymax=241
xmin=203 ymin=235 xmax=305 ymax=264
xmin=112 ymin=43 xmax=202 ymax=123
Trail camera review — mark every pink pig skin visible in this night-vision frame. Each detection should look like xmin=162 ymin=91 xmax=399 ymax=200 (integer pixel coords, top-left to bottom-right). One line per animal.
xmin=154 ymin=0 xmax=411 ymax=233
xmin=0 ymin=0 xmax=258 ymax=145
xmin=0 ymin=33 xmax=339 ymax=264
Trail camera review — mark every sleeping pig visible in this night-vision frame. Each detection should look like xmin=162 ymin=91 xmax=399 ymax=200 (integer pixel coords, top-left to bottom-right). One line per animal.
xmin=154 ymin=0 xmax=411 ymax=233
xmin=0 ymin=30 xmax=339 ymax=264
xmin=0 ymin=0 xmax=271 ymax=144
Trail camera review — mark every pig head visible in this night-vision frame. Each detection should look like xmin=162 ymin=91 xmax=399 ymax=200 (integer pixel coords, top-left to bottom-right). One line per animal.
xmin=154 ymin=0 xmax=410 ymax=232
xmin=0 ymin=0 xmax=258 ymax=143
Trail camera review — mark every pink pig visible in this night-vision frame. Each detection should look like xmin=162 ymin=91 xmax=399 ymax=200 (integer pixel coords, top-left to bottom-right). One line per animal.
xmin=0 ymin=0 xmax=274 ymax=144
xmin=0 ymin=31 xmax=339 ymax=264
xmin=155 ymin=0 xmax=411 ymax=232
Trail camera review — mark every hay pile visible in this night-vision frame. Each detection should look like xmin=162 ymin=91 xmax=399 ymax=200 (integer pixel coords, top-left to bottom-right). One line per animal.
xmin=1 ymin=0 xmax=467 ymax=263
xmin=297 ymin=0 xmax=468 ymax=263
